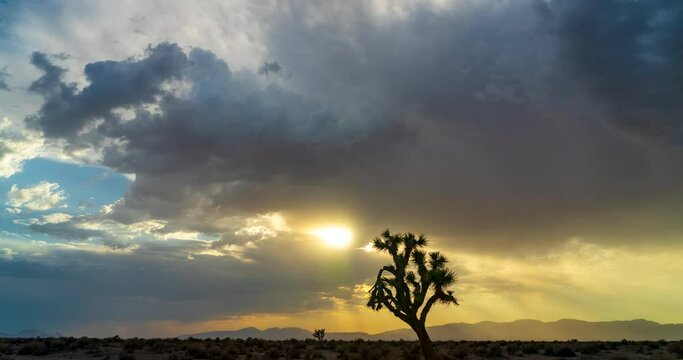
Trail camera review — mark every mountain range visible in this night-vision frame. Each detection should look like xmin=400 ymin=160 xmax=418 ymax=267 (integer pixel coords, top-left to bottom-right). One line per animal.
xmin=181 ymin=319 xmax=683 ymax=341
xmin=0 ymin=329 xmax=62 ymax=338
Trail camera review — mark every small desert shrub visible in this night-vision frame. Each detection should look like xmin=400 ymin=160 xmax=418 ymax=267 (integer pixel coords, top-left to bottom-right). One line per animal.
xmin=577 ymin=342 xmax=601 ymax=355
xmin=265 ymin=346 xmax=281 ymax=359
xmin=49 ymin=338 xmax=68 ymax=352
xmin=185 ymin=343 xmax=209 ymax=358
xmin=310 ymin=352 xmax=323 ymax=359
xmin=17 ymin=340 xmax=49 ymax=356
xmin=555 ymin=347 xmax=577 ymax=357
xmin=84 ymin=347 xmax=103 ymax=355
xmin=449 ymin=342 xmax=470 ymax=359
xmin=0 ymin=341 xmax=11 ymax=355
xmin=522 ymin=342 xmax=540 ymax=354
xmin=543 ymin=345 xmax=576 ymax=357
xmin=224 ymin=343 xmax=241 ymax=357
xmin=150 ymin=339 xmax=169 ymax=353
xmin=609 ymin=353 xmax=632 ymax=360
xmin=380 ymin=344 xmax=391 ymax=357
xmin=474 ymin=345 xmax=488 ymax=357
xmin=74 ymin=336 xmax=100 ymax=350
xmin=206 ymin=345 xmax=228 ymax=360
xmin=359 ymin=345 xmax=385 ymax=360
xmin=505 ymin=342 xmax=520 ymax=356
xmin=669 ymin=341 xmax=683 ymax=358
xmin=647 ymin=342 xmax=661 ymax=350
xmin=474 ymin=344 xmax=502 ymax=358
xmin=651 ymin=351 xmax=677 ymax=360
xmin=287 ymin=346 xmax=303 ymax=358
xmin=123 ymin=338 xmax=146 ymax=353
xmin=401 ymin=344 xmax=422 ymax=360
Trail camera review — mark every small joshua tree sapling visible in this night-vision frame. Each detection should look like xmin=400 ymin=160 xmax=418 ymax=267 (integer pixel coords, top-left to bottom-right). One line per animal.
xmin=312 ymin=329 xmax=325 ymax=342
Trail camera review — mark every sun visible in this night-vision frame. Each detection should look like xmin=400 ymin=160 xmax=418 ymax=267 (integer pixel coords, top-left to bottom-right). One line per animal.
xmin=311 ymin=226 xmax=353 ymax=248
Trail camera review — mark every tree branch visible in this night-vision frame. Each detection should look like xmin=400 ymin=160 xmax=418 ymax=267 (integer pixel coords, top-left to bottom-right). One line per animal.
xmin=419 ymin=293 xmax=439 ymax=324
xmin=419 ymin=288 xmax=458 ymax=324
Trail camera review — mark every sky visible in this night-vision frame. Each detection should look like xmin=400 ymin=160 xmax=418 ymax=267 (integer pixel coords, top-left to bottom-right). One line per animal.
xmin=1 ymin=0 xmax=683 ymax=338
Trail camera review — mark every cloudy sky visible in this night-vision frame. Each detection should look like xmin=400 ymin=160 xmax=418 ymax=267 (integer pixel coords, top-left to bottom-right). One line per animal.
xmin=1 ymin=0 xmax=683 ymax=337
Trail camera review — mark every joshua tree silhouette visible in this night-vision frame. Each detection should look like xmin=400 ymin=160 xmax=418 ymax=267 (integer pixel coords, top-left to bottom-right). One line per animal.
xmin=368 ymin=230 xmax=458 ymax=360
xmin=312 ymin=328 xmax=326 ymax=342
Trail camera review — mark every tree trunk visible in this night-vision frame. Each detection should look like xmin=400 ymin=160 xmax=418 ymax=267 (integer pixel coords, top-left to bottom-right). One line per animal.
xmin=415 ymin=323 xmax=437 ymax=360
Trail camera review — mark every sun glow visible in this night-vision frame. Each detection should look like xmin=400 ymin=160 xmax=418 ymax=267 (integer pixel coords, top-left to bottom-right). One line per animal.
xmin=312 ymin=226 xmax=353 ymax=248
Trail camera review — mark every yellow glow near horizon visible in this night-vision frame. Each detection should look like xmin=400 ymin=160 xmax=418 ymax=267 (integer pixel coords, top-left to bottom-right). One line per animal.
xmin=312 ymin=226 xmax=353 ymax=248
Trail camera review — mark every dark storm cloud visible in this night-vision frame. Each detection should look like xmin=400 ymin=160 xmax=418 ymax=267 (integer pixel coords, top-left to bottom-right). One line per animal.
xmin=26 ymin=52 xmax=67 ymax=95
xmin=25 ymin=0 xmax=683 ymax=252
xmin=269 ymin=1 xmax=538 ymax=124
xmin=27 ymin=44 xmax=187 ymax=137
xmin=263 ymin=1 xmax=683 ymax=246
xmin=543 ymin=0 xmax=683 ymax=141
xmin=0 ymin=235 xmax=382 ymax=334
xmin=26 ymin=41 xmax=406 ymax=231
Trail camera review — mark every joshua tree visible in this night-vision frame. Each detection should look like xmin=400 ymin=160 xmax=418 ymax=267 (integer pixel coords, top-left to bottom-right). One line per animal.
xmin=312 ymin=328 xmax=326 ymax=342
xmin=368 ymin=230 xmax=458 ymax=360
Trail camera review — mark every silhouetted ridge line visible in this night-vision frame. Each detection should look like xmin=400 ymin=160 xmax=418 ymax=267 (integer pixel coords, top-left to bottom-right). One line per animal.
xmin=180 ymin=319 xmax=683 ymax=341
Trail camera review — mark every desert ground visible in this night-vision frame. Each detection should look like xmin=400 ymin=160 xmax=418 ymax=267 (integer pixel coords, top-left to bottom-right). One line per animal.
xmin=1 ymin=337 xmax=682 ymax=360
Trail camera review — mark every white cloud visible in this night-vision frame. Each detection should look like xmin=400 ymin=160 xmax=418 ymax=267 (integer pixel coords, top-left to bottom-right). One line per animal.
xmin=18 ymin=212 xmax=72 ymax=226
xmin=41 ymin=212 xmax=73 ymax=224
xmin=0 ymin=117 xmax=44 ymax=178
xmin=5 ymin=207 xmax=22 ymax=214
xmin=6 ymin=181 xmax=67 ymax=211
xmin=235 ymin=212 xmax=291 ymax=239
xmin=0 ymin=117 xmax=10 ymax=130
xmin=0 ymin=247 xmax=18 ymax=260
xmin=5 ymin=1 xmax=271 ymax=88
xmin=126 ymin=219 xmax=167 ymax=233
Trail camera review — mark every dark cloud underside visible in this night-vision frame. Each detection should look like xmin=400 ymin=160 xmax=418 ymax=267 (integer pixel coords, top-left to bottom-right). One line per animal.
xmin=23 ymin=0 xmax=683 ymax=251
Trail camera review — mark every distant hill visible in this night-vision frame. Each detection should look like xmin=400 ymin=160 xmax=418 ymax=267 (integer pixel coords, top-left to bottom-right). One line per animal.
xmin=181 ymin=319 xmax=683 ymax=341
xmin=181 ymin=327 xmax=312 ymax=341
xmin=0 ymin=329 xmax=62 ymax=338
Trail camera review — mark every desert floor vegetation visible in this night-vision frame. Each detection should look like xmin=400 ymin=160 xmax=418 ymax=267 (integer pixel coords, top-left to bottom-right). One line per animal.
xmin=0 ymin=337 xmax=682 ymax=360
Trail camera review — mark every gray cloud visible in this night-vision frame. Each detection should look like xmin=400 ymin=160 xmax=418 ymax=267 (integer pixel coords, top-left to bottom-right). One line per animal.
xmin=28 ymin=222 xmax=104 ymax=241
xmin=270 ymin=2 xmax=542 ymax=124
xmin=0 ymin=234 xmax=382 ymax=335
xmin=27 ymin=220 xmax=132 ymax=250
xmin=260 ymin=0 xmax=683 ymax=247
xmin=23 ymin=1 xmax=683 ymax=252
xmin=0 ymin=142 xmax=11 ymax=160
xmin=27 ymin=44 xmax=187 ymax=137
xmin=543 ymin=0 xmax=683 ymax=141
xmin=26 ymin=41 xmax=406 ymax=231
